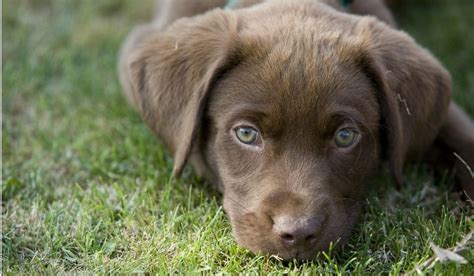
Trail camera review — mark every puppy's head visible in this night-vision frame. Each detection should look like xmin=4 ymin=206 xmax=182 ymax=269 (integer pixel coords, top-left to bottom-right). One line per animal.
xmin=120 ymin=1 xmax=450 ymax=260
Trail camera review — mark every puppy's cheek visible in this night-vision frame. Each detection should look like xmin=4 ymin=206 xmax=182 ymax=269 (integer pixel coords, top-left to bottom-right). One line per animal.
xmin=216 ymin=135 xmax=263 ymax=179
xmin=328 ymin=144 xmax=380 ymax=197
xmin=318 ymin=201 xmax=362 ymax=252
xmin=225 ymin=207 xmax=276 ymax=255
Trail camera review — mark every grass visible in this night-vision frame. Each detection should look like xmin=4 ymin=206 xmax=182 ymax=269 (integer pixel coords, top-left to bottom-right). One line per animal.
xmin=2 ymin=0 xmax=473 ymax=273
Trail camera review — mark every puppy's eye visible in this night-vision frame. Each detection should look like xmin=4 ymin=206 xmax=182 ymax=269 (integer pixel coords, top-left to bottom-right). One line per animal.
xmin=235 ymin=126 xmax=259 ymax=145
xmin=335 ymin=128 xmax=358 ymax=148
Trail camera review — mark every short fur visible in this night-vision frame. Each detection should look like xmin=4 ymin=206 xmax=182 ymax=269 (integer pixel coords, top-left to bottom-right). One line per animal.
xmin=119 ymin=0 xmax=474 ymax=260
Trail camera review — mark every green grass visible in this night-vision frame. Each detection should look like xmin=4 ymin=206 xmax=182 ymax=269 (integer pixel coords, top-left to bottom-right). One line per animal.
xmin=2 ymin=0 xmax=473 ymax=273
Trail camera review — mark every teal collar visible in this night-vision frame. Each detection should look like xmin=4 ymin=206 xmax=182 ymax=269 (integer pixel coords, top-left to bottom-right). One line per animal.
xmin=225 ymin=0 xmax=239 ymax=10
xmin=225 ymin=0 xmax=352 ymax=10
xmin=340 ymin=0 xmax=352 ymax=8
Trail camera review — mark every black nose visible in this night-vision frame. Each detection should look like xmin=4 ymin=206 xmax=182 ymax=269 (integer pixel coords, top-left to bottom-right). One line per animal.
xmin=273 ymin=216 xmax=322 ymax=245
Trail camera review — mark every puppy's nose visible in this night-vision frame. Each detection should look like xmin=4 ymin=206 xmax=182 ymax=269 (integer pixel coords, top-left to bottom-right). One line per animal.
xmin=273 ymin=216 xmax=322 ymax=245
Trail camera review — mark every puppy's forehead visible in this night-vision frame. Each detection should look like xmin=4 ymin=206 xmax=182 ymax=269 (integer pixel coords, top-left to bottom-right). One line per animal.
xmin=214 ymin=32 xmax=375 ymax=127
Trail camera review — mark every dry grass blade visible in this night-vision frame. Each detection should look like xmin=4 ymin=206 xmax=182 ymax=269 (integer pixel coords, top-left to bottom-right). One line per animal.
xmin=404 ymin=231 xmax=473 ymax=275
xmin=453 ymin=152 xmax=474 ymax=179
xmin=429 ymin=242 xmax=467 ymax=264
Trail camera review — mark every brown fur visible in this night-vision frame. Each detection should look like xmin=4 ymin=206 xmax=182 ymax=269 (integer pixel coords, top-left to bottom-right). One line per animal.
xmin=119 ymin=0 xmax=473 ymax=260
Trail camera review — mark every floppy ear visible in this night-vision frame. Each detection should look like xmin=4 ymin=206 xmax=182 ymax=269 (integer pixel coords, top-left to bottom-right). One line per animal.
xmin=119 ymin=9 xmax=238 ymax=177
xmin=355 ymin=18 xmax=451 ymax=187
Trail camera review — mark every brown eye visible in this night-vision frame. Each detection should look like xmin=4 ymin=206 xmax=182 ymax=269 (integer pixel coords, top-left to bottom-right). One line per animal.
xmin=235 ymin=126 xmax=259 ymax=145
xmin=335 ymin=128 xmax=358 ymax=148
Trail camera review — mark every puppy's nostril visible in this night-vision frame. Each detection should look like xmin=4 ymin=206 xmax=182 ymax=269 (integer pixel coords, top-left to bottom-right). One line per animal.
xmin=280 ymin=233 xmax=295 ymax=242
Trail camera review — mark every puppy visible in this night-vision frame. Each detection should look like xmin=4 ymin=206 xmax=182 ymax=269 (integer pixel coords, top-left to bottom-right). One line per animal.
xmin=119 ymin=0 xmax=474 ymax=260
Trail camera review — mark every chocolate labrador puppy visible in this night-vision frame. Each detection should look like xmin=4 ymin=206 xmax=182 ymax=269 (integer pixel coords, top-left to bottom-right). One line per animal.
xmin=119 ymin=0 xmax=474 ymax=260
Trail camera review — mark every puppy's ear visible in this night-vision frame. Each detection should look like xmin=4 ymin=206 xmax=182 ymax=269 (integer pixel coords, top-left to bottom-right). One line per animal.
xmin=119 ymin=10 xmax=238 ymax=177
xmin=355 ymin=18 xmax=451 ymax=187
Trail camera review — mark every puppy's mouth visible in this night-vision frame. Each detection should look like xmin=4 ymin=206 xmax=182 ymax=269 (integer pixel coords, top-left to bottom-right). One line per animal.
xmin=225 ymin=198 xmax=361 ymax=260
xmin=229 ymin=211 xmax=334 ymax=261
xmin=294 ymin=248 xmax=321 ymax=261
xmin=276 ymin=246 xmax=323 ymax=261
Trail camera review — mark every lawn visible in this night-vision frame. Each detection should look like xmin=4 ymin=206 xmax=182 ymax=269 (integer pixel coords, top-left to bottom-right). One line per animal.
xmin=2 ymin=0 xmax=473 ymax=273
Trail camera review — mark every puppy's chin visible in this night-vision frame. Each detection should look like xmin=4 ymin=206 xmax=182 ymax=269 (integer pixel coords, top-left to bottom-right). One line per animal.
xmin=225 ymin=198 xmax=363 ymax=261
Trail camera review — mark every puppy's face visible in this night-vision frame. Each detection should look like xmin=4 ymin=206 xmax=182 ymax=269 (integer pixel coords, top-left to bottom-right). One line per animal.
xmin=121 ymin=0 xmax=451 ymax=261
xmin=205 ymin=37 xmax=381 ymax=259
